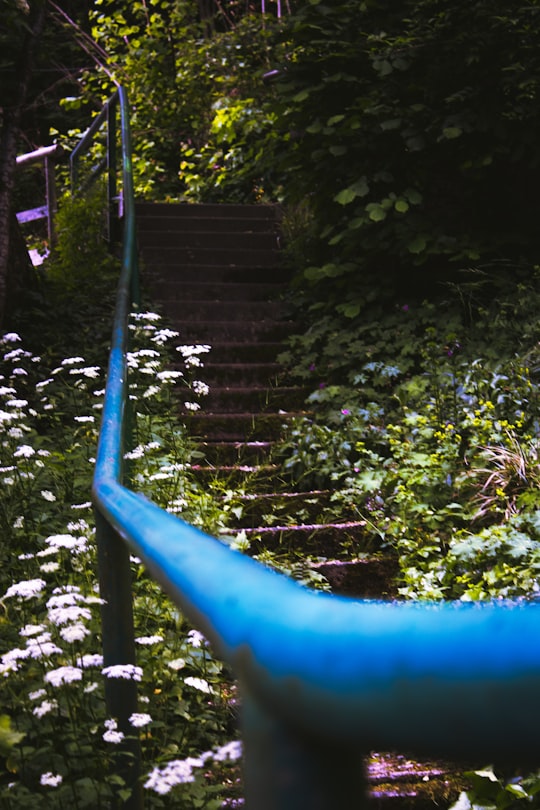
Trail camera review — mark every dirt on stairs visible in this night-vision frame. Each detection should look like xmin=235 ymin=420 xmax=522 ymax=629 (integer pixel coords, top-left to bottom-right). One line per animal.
xmin=135 ymin=201 xmax=466 ymax=807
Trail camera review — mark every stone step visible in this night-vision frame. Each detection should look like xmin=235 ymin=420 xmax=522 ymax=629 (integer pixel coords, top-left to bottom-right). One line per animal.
xmin=199 ymin=440 xmax=273 ymax=465
xmin=137 ymin=215 xmax=278 ymax=235
xmin=142 ymin=263 xmax=291 ymax=283
xmin=140 ymin=245 xmax=281 ymax=268
xmin=202 ymin=363 xmax=283 ymax=386
xmin=186 ymin=411 xmax=301 ymax=442
xmin=203 ymin=343 xmax=284 ymax=363
xmin=156 ymin=299 xmax=285 ymax=322
xmin=143 ymin=280 xmax=286 ymax=303
xmin=196 ymin=386 xmax=308 ymax=413
xmin=165 ymin=318 xmax=294 ymax=342
xmin=139 ymin=229 xmax=280 ymax=252
xmin=136 ymin=201 xmax=280 ymax=221
xmin=232 ymin=489 xmax=337 ymax=526
xmin=238 ymin=520 xmax=371 ymax=558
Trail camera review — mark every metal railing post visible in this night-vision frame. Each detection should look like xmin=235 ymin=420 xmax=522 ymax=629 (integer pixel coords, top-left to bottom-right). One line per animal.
xmin=95 ymin=509 xmax=143 ymax=809
xmin=107 ymin=94 xmax=119 ymax=244
xmin=44 ymin=153 xmax=57 ymax=246
xmin=241 ymin=692 xmax=367 ymax=809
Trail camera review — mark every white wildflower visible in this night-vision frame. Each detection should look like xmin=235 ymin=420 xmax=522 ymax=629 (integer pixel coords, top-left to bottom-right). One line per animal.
xmin=40 ymin=772 xmax=63 ymax=787
xmin=184 ymin=676 xmax=214 ymax=694
xmin=33 ymin=699 xmax=58 ymax=718
xmin=2 ymin=332 xmax=21 ymax=343
xmin=192 ymin=380 xmax=209 ymax=396
xmin=213 ymin=740 xmax=243 ymax=762
xmin=35 ymin=378 xmax=53 ymax=390
xmin=74 ymin=415 xmax=95 ymax=423
xmin=69 ymin=366 xmax=100 ymax=378
xmin=40 ymin=562 xmax=60 ymax=573
xmin=129 ymin=712 xmax=152 ymax=728
xmin=20 ymin=624 xmax=45 ymax=637
xmin=4 ymin=578 xmax=46 ymax=599
xmin=102 ymin=664 xmax=143 ymax=681
xmin=156 ymin=370 xmax=183 ymax=381
xmin=187 ymin=629 xmax=206 ymax=648
xmin=77 ymin=653 xmax=104 ymax=669
xmin=13 ymin=444 xmax=35 ymax=458
xmin=61 ymin=356 xmax=85 ymax=366
xmin=135 ymin=635 xmax=163 ymax=645
xmin=44 ymin=665 xmax=83 ymax=687
xmin=0 ymin=647 xmax=30 ymax=675
xmin=144 ymin=757 xmax=205 ymax=794
xmin=152 ymin=328 xmax=179 ymax=345
xmin=29 ymin=689 xmax=47 ymax=700
xmin=103 ymin=718 xmax=124 ymax=744
xmin=11 ymin=368 xmax=28 ymax=376
xmin=48 ymin=605 xmax=92 ymax=626
xmin=40 ymin=490 xmax=56 ymax=502
xmin=184 ymin=401 xmax=200 ymax=411
xmin=60 ymin=623 xmax=90 ymax=643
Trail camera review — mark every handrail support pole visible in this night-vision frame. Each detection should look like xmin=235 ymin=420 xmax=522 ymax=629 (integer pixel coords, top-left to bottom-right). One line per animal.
xmin=241 ymin=691 xmax=367 ymax=810
xmin=107 ymin=94 xmax=119 ymax=244
xmin=95 ymin=508 xmax=143 ymax=809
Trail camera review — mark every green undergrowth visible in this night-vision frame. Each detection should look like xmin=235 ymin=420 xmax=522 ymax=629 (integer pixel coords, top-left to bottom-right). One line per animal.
xmin=277 ymin=263 xmax=540 ymax=602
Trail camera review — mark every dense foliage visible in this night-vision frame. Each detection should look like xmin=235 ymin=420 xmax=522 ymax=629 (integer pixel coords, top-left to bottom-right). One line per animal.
xmin=0 ymin=192 xmax=241 ymax=808
xmin=274 ymin=0 xmax=540 ymax=294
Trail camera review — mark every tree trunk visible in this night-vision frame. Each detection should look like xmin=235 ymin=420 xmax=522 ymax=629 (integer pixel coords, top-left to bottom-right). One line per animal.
xmin=0 ymin=1 xmax=46 ymax=326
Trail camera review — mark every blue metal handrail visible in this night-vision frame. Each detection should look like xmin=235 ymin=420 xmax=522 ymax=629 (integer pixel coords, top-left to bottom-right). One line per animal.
xmin=91 ymin=88 xmax=540 ymax=809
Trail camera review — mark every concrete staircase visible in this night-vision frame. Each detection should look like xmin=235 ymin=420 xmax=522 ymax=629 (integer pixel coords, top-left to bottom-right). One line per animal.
xmin=135 ymin=201 xmax=394 ymax=596
xmin=135 ymin=201 xmax=464 ymax=807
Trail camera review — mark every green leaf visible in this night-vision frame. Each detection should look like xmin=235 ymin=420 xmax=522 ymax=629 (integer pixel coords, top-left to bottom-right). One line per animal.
xmin=335 ymin=188 xmax=357 ymax=205
xmin=327 ymin=114 xmax=345 ymax=126
xmin=0 ymin=715 xmax=25 ymax=757
xmin=394 ymin=199 xmax=409 ymax=213
xmin=407 ymin=234 xmax=427 ymax=253
xmin=334 ymin=177 xmax=369 ymax=205
xmin=405 ymin=188 xmax=423 ymax=205
xmin=329 ymin=145 xmax=347 ymax=156
xmin=443 ymin=126 xmax=462 ymax=139
xmin=366 ymin=202 xmax=387 ymax=222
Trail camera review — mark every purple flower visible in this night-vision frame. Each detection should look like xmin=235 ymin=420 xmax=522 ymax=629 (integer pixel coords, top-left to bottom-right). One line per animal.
xmin=341 ymin=408 xmax=350 ymax=416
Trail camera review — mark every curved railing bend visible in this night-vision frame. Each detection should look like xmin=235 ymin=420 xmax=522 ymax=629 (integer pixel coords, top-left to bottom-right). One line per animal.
xmin=89 ymin=88 xmax=540 ymax=809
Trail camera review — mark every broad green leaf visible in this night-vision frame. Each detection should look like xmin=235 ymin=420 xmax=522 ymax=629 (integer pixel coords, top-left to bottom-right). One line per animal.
xmin=335 ymin=188 xmax=357 ymax=205
xmin=329 ymin=145 xmax=347 ymax=156
xmin=405 ymin=188 xmax=423 ymax=205
xmin=334 ymin=177 xmax=369 ymax=205
xmin=407 ymin=234 xmax=427 ymax=253
xmin=380 ymin=118 xmax=402 ymax=131
xmin=443 ymin=126 xmax=462 ymax=139
xmin=327 ymin=114 xmax=345 ymax=126
xmin=366 ymin=203 xmax=387 ymax=222
xmin=0 ymin=715 xmax=25 ymax=757
xmin=394 ymin=199 xmax=409 ymax=213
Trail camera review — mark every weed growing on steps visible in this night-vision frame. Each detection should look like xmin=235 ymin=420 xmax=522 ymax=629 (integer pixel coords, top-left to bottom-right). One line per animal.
xmin=276 ymin=266 xmax=540 ymax=602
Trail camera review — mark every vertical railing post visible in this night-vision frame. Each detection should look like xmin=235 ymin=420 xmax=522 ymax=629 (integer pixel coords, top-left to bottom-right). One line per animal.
xmin=95 ymin=509 xmax=143 ymax=809
xmin=44 ymin=153 xmax=57 ymax=247
xmin=241 ymin=691 xmax=367 ymax=810
xmin=107 ymin=94 xmax=119 ymax=244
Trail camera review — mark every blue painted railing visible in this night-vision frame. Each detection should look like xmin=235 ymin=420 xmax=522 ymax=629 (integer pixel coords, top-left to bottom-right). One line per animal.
xmin=88 ymin=89 xmax=540 ymax=809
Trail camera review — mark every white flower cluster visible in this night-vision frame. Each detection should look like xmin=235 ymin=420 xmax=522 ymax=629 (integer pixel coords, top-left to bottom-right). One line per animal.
xmin=144 ymin=740 xmax=242 ymax=795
